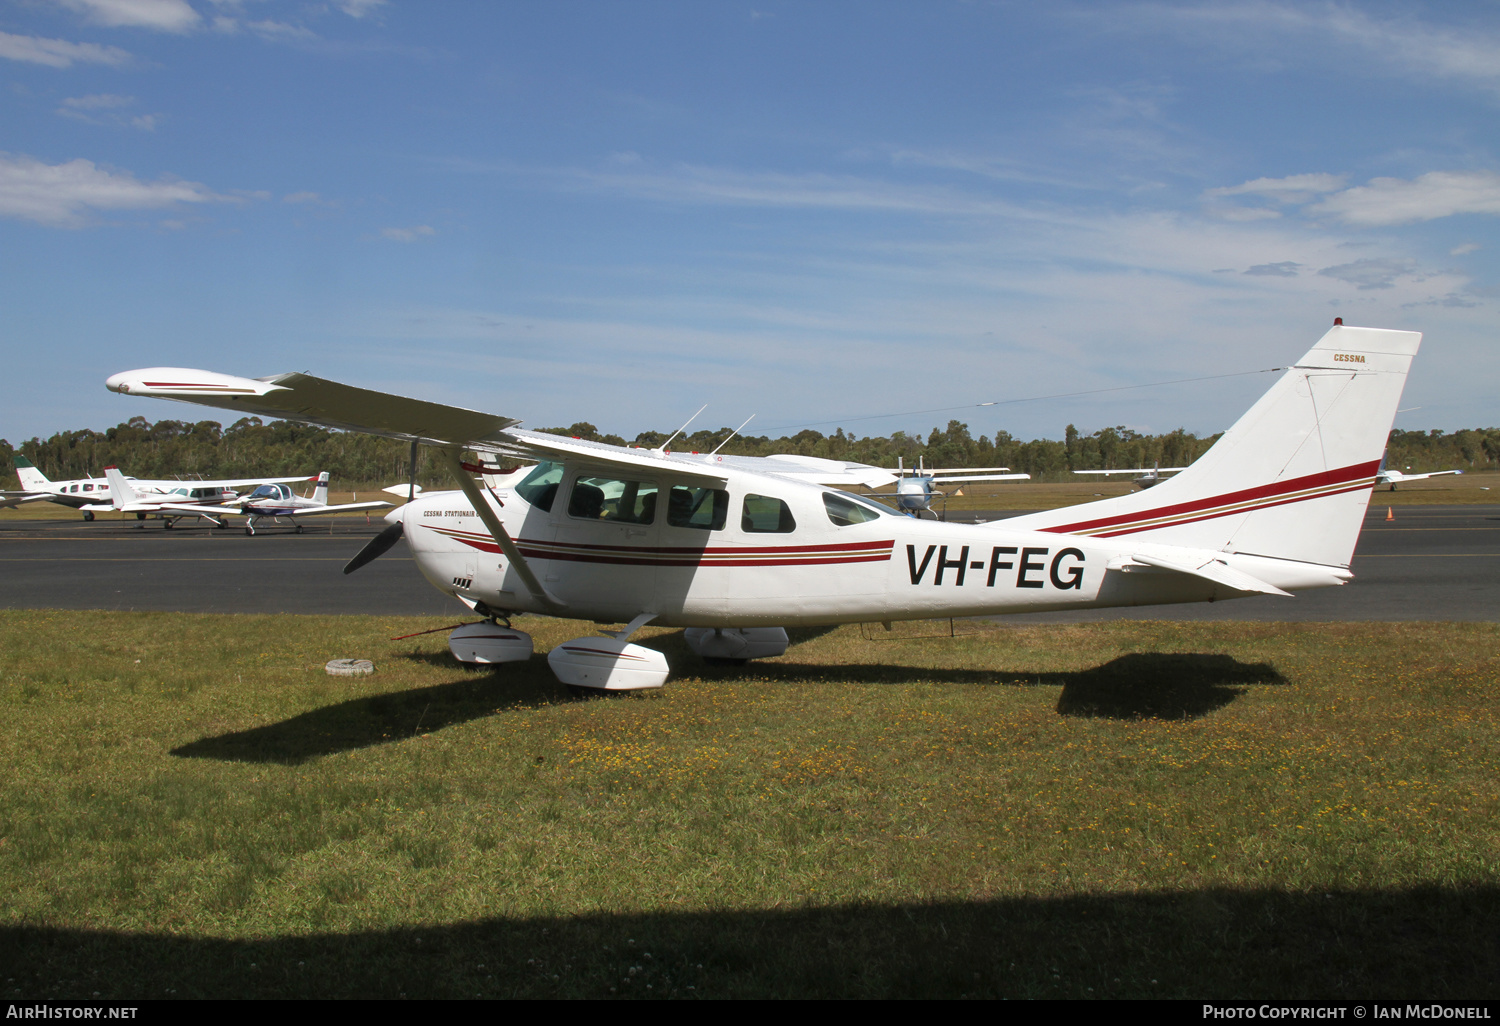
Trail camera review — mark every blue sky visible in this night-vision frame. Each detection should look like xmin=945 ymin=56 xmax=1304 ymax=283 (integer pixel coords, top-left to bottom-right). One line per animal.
xmin=2 ymin=0 xmax=1497 ymax=449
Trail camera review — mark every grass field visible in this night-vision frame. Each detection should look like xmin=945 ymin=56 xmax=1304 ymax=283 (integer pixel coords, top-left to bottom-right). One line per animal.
xmin=2 ymin=610 xmax=1496 ymax=999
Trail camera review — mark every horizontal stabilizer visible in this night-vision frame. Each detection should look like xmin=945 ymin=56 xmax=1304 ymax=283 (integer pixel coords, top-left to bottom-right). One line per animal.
xmin=1121 ymin=552 xmax=1293 ymax=597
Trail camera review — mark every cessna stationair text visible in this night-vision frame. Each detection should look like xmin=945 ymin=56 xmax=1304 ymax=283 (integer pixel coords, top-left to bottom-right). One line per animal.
xmin=107 ymin=321 xmax=1421 ymax=693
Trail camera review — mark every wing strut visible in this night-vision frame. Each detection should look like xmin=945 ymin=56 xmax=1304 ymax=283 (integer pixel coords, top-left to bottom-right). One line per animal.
xmin=434 ymin=446 xmax=565 ymax=613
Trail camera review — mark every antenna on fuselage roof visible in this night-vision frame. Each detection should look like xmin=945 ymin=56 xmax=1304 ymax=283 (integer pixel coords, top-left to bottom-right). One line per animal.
xmin=709 ymin=414 xmax=756 ymax=456
xmin=655 ymin=404 xmax=708 ymax=453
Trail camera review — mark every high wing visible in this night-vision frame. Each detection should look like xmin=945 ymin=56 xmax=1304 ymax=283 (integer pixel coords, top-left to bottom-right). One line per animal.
xmin=1073 ymin=468 xmax=1187 ymax=476
xmin=106 ymin=367 xmax=895 ymax=489
xmin=929 ymin=472 xmax=1030 ymax=484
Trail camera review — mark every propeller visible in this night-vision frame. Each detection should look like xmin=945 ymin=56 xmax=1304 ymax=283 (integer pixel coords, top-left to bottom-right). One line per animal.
xmin=343 ymin=521 xmax=404 ymax=574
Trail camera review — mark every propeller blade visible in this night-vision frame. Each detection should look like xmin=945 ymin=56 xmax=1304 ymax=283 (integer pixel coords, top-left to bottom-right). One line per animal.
xmin=343 ymin=521 xmax=404 ymax=574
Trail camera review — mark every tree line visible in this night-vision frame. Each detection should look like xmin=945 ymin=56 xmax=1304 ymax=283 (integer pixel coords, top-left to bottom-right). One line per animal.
xmin=3 ymin=416 xmax=1496 ymax=490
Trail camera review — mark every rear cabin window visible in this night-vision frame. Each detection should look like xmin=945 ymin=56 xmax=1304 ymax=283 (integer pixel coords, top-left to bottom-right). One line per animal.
xmin=742 ymin=494 xmax=796 ymax=534
xmin=823 ymin=491 xmax=884 ymax=526
xmin=668 ymin=486 xmax=728 ymax=531
xmin=514 ymin=461 xmax=564 ymax=512
xmin=569 ymin=476 xmax=658 ymax=524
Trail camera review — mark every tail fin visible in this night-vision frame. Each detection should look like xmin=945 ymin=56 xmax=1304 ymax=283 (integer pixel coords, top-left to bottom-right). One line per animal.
xmin=1001 ymin=323 xmax=1421 ymax=568
xmin=13 ymin=455 xmax=50 ymax=490
xmin=313 ymin=472 xmax=330 ymax=506
xmin=103 ymin=466 xmax=140 ymax=508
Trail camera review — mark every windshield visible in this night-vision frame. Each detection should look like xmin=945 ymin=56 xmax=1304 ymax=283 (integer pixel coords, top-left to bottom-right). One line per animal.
xmin=514 ymin=461 xmax=564 ymax=511
xmin=823 ymin=490 xmax=896 ymax=525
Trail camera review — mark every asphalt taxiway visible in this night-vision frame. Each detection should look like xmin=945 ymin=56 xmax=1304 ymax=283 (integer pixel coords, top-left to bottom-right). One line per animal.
xmin=1 ymin=505 xmax=1497 ymax=621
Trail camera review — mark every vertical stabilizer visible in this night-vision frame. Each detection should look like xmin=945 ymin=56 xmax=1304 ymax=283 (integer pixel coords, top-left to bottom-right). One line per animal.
xmin=102 ymin=467 xmax=140 ymax=508
xmin=13 ymin=456 xmax=50 ymax=490
xmin=313 ymin=472 xmax=330 ymax=506
xmin=1000 ymin=324 xmax=1421 ymax=568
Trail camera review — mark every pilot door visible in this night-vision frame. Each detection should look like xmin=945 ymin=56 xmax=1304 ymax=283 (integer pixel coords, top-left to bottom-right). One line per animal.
xmin=547 ymin=468 xmax=662 ymax=618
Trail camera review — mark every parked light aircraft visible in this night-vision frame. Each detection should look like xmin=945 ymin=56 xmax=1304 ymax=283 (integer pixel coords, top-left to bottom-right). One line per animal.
xmin=106 ymin=322 xmax=1420 ymax=693
xmin=232 ymin=472 xmax=390 ymax=535
xmin=1073 ymin=464 xmax=1188 ymax=490
xmin=882 ymin=458 xmax=1030 ymax=515
xmin=1375 ymin=455 xmax=1461 ymax=491
xmin=1 ymin=456 xmax=312 ymax=521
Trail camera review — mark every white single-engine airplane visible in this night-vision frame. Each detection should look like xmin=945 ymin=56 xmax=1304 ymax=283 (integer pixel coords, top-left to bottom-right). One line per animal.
xmin=883 ymin=458 xmax=1030 ymax=515
xmin=1073 ymin=464 xmax=1189 ymax=490
xmin=232 ymin=472 xmax=390 ymax=535
xmin=106 ymin=321 xmax=1419 ymax=693
xmin=1375 ymin=455 xmax=1462 ymax=492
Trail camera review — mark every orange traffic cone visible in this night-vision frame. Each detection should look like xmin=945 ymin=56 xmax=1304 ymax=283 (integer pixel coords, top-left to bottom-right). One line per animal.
xmin=1386 ymin=507 xmax=1394 ymax=521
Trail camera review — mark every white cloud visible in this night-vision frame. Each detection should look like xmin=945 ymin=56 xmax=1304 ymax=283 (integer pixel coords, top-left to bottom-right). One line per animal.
xmin=245 ymin=20 xmax=317 ymax=43
xmin=381 ymin=225 xmax=436 ymax=242
xmin=57 ymin=0 xmax=201 ymax=34
xmin=56 ymin=94 xmax=160 ymax=130
xmin=1205 ymin=173 xmax=1347 ymax=203
xmin=336 ymin=0 xmax=388 ymax=17
xmin=1451 ymin=242 xmax=1481 ymax=256
xmin=0 ymin=31 xmax=131 ymax=67
xmin=0 ymin=153 xmax=232 ymax=227
xmin=61 ymin=93 xmax=135 ymax=110
xmin=1310 ymin=170 xmax=1500 ymax=226
xmin=283 ymin=191 xmax=322 ymax=204
xmin=1123 ymin=2 xmax=1500 ymax=98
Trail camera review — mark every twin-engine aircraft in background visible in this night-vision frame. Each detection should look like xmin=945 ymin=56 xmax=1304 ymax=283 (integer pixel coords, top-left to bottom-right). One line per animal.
xmin=1 ymin=456 xmax=313 ymax=521
xmin=107 ymin=322 xmax=1421 ymax=694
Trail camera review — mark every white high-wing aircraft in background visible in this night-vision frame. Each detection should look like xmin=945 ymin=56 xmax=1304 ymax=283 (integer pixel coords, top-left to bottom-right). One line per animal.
xmin=106 ymin=322 xmax=1420 ymax=693
xmin=1073 ymin=464 xmax=1188 ymax=490
xmin=1375 ymin=455 xmax=1462 ymax=491
xmin=882 ymin=458 xmax=1030 ymax=515
xmin=1 ymin=456 xmax=312 ymax=521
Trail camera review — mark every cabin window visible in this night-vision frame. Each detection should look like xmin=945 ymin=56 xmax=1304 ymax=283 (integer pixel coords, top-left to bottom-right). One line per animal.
xmin=742 ymin=494 xmax=796 ymax=533
xmin=668 ymin=486 xmax=728 ymax=531
xmin=569 ymin=476 xmax=658 ymax=524
xmin=514 ymin=461 xmax=564 ymax=512
xmin=823 ymin=491 xmax=885 ymax=527
xmin=83 ymin=484 xmax=93 ymax=491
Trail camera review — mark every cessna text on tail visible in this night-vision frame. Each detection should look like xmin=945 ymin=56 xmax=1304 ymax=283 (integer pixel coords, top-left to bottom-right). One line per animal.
xmin=106 ymin=322 xmax=1420 ymax=693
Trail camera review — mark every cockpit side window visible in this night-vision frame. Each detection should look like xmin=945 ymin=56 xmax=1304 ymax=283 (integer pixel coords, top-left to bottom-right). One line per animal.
xmin=742 ymin=494 xmax=796 ymax=534
xmin=823 ymin=491 xmax=885 ymax=526
xmin=668 ymin=486 xmax=728 ymax=531
xmin=514 ymin=461 xmax=564 ymax=512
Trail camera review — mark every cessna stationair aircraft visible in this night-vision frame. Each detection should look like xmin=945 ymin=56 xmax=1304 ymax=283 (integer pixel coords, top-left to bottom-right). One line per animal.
xmin=107 ymin=321 xmax=1420 ymax=693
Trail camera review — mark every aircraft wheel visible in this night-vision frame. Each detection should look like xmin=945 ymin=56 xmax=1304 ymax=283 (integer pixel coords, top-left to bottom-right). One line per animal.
xmin=215 ymin=520 xmax=226 ymax=530
xmin=136 ymin=512 xmax=146 ymax=521
xmin=244 ymin=526 xmax=254 ymax=536
xmin=82 ymin=511 xmax=94 ymax=522
xmin=164 ymin=520 xmax=173 ymax=529
xmin=295 ymin=524 xmax=304 ymax=534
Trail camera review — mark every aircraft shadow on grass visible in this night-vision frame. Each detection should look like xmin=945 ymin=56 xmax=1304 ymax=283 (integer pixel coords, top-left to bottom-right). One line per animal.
xmin=2 ymin=884 xmax=1494 ymax=999
xmin=172 ymin=646 xmax=1282 ymax=765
